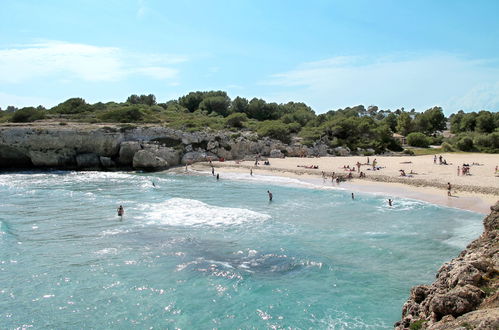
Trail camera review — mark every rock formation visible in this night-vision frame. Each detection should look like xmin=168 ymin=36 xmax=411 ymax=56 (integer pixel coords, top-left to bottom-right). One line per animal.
xmin=0 ymin=123 xmax=345 ymax=171
xmin=395 ymin=202 xmax=499 ymax=329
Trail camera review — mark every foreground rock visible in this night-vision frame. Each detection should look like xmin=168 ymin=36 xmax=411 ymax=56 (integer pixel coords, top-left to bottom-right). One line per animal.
xmin=395 ymin=202 xmax=499 ymax=329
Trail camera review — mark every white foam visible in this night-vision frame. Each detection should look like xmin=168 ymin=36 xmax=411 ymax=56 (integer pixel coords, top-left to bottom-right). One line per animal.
xmin=138 ymin=198 xmax=271 ymax=227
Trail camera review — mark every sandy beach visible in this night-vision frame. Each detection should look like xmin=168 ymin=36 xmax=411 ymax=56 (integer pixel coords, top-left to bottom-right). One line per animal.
xmin=191 ymin=153 xmax=499 ymax=214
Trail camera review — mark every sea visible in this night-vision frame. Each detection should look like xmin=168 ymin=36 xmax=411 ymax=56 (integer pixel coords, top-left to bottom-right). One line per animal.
xmin=0 ymin=170 xmax=484 ymax=329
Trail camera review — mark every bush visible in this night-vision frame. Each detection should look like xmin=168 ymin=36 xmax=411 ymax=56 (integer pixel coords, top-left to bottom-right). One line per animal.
xmin=98 ymin=107 xmax=147 ymax=122
xmin=403 ymin=149 xmax=415 ymax=155
xmin=428 ymin=135 xmax=444 ymax=145
xmin=407 ymin=132 xmax=430 ymax=148
xmin=10 ymin=107 xmax=46 ymax=122
xmin=456 ymin=137 xmax=474 ymax=151
xmin=225 ymin=112 xmax=247 ymax=128
xmin=257 ymin=120 xmax=291 ymax=143
xmin=50 ymin=98 xmax=89 ymax=114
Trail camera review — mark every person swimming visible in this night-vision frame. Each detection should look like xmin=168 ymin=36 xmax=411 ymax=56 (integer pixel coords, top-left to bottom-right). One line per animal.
xmin=117 ymin=205 xmax=124 ymax=219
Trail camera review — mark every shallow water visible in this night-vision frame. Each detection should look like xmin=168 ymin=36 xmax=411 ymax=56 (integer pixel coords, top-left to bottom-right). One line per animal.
xmin=0 ymin=170 xmax=483 ymax=329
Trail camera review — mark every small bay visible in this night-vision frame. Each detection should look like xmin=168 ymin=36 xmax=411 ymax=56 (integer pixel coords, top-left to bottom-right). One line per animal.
xmin=0 ymin=171 xmax=483 ymax=329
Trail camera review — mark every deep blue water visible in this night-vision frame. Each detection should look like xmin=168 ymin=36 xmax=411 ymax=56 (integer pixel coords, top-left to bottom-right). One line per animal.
xmin=0 ymin=170 xmax=483 ymax=329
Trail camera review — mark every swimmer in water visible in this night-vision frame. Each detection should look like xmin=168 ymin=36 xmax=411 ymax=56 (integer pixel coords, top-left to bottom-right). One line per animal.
xmin=117 ymin=205 xmax=124 ymax=220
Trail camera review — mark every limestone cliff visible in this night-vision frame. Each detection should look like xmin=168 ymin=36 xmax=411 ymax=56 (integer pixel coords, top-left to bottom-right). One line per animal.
xmin=395 ymin=203 xmax=499 ymax=329
xmin=0 ymin=123 xmax=329 ymax=170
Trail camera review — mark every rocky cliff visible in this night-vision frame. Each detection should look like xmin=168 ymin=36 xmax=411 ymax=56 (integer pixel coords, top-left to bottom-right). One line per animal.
xmin=0 ymin=123 xmax=339 ymax=170
xmin=395 ymin=202 xmax=499 ymax=329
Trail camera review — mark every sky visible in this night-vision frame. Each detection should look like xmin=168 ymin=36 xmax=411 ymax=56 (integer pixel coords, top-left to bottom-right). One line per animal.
xmin=1 ymin=0 xmax=499 ymax=115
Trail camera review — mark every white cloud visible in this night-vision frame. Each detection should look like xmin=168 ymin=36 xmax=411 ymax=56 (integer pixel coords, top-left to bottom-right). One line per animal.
xmin=263 ymin=54 xmax=499 ymax=113
xmin=0 ymin=40 xmax=186 ymax=84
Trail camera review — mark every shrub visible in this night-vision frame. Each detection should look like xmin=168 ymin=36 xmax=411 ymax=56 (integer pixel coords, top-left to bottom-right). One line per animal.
xmin=403 ymin=149 xmax=415 ymax=155
xmin=456 ymin=137 xmax=474 ymax=151
xmin=10 ymin=107 xmax=46 ymax=122
xmin=50 ymin=98 xmax=89 ymax=114
xmin=407 ymin=132 xmax=430 ymax=148
xmin=257 ymin=120 xmax=291 ymax=143
xmin=98 ymin=106 xmax=150 ymax=123
xmin=225 ymin=113 xmax=247 ymax=128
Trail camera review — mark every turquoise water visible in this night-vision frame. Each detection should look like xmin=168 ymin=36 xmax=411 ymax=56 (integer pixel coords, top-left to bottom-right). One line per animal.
xmin=0 ymin=170 xmax=483 ymax=329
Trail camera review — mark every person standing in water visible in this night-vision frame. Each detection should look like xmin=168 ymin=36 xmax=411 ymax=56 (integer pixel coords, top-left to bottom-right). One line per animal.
xmin=267 ymin=190 xmax=273 ymax=201
xmin=351 ymin=193 xmax=355 ymax=200
xmin=216 ymin=173 xmax=219 ymax=180
xmin=211 ymin=166 xmax=215 ymax=176
xmin=388 ymin=199 xmax=393 ymax=207
xmin=117 ymin=205 xmax=124 ymax=220
xmin=250 ymin=168 xmax=253 ymax=176
xmin=447 ymin=182 xmax=452 ymax=196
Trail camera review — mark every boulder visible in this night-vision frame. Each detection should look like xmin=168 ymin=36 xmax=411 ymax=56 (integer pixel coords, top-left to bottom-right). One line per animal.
xmin=76 ymin=153 xmax=100 ymax=168
xmin=132 ymin=150 xmax=168 ymax=170
xmin=118 ymin=141 xmax=142 ymax=165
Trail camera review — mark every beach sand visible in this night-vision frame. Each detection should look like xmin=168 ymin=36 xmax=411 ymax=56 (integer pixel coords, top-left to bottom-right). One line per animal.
xmin=190 ymin=153 xmax=499 ymax=214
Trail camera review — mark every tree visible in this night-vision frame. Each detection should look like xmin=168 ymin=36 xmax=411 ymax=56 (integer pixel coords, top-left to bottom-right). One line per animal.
xmin=199 ymin=95 xmax=231 ymax=116
xmin=396 ymin=112 xmax=413 ymax=135
xmin=475 ymin=111 xmax=495 ymax=133
xmin=459 ymin=112 xmax=477 ymax=132
xmin=406 ymin=132 xmax=430 ymax=148
xmin=382 ymin=113 xmax=398 ymax=132
xmin=178 ymin=92 xmax=204 ymax=112
xmin=247 ymin=98 xmax=279 ymax=121
xmin=230 ymin=96 xmax=249 ymax=113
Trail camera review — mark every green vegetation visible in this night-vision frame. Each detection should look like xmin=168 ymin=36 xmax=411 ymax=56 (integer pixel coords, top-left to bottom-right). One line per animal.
xmin=407 ymin=132 xmax=430 ymax=148
xmin=1 ymin=92 xmax=498 ymax=154
xmin=409 ymin=319 xmax=425 ymax=330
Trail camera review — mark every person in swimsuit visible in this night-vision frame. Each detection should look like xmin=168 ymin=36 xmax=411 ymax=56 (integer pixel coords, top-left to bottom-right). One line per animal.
xmin=117 ymin=205 xmax=124 ymax=219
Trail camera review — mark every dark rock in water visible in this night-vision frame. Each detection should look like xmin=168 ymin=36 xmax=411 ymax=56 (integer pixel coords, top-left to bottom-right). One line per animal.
xmin=395 ymin=202 xmax=499 ymax=329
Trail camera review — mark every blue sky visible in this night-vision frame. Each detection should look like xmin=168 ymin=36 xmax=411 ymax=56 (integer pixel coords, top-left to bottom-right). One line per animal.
xmin=1 ymin=0 xmax=498 ymax=114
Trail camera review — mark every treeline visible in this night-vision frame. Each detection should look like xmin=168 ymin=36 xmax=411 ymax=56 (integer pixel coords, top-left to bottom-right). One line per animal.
xmin=1 ymin=91 xmax=498 ymax=153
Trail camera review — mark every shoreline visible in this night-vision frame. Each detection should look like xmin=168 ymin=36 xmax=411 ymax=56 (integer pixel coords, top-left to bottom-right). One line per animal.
xmin=191 ymin=158 xmax=498 ymax=214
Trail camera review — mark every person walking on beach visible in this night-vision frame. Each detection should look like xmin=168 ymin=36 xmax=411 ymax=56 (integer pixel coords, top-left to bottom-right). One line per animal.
xmin=433 ymin=155 xmax=437 ymax=164
xmin=457 ymin=166 xmax=460 ymax=176
xmin=250 ymin=168 xmax=253 ymax=176
xmin=267 ymin=190 xmax=273 ymax=201
xmin=447 ymin=182 xmax=452 ymax=196
xmin=388 ymin=199 xmax=393 ymax=207
xmin=117 ymin=205 xmax=124 ymax=220
xmin=211 ymin=166 xmax=215 ymax=176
